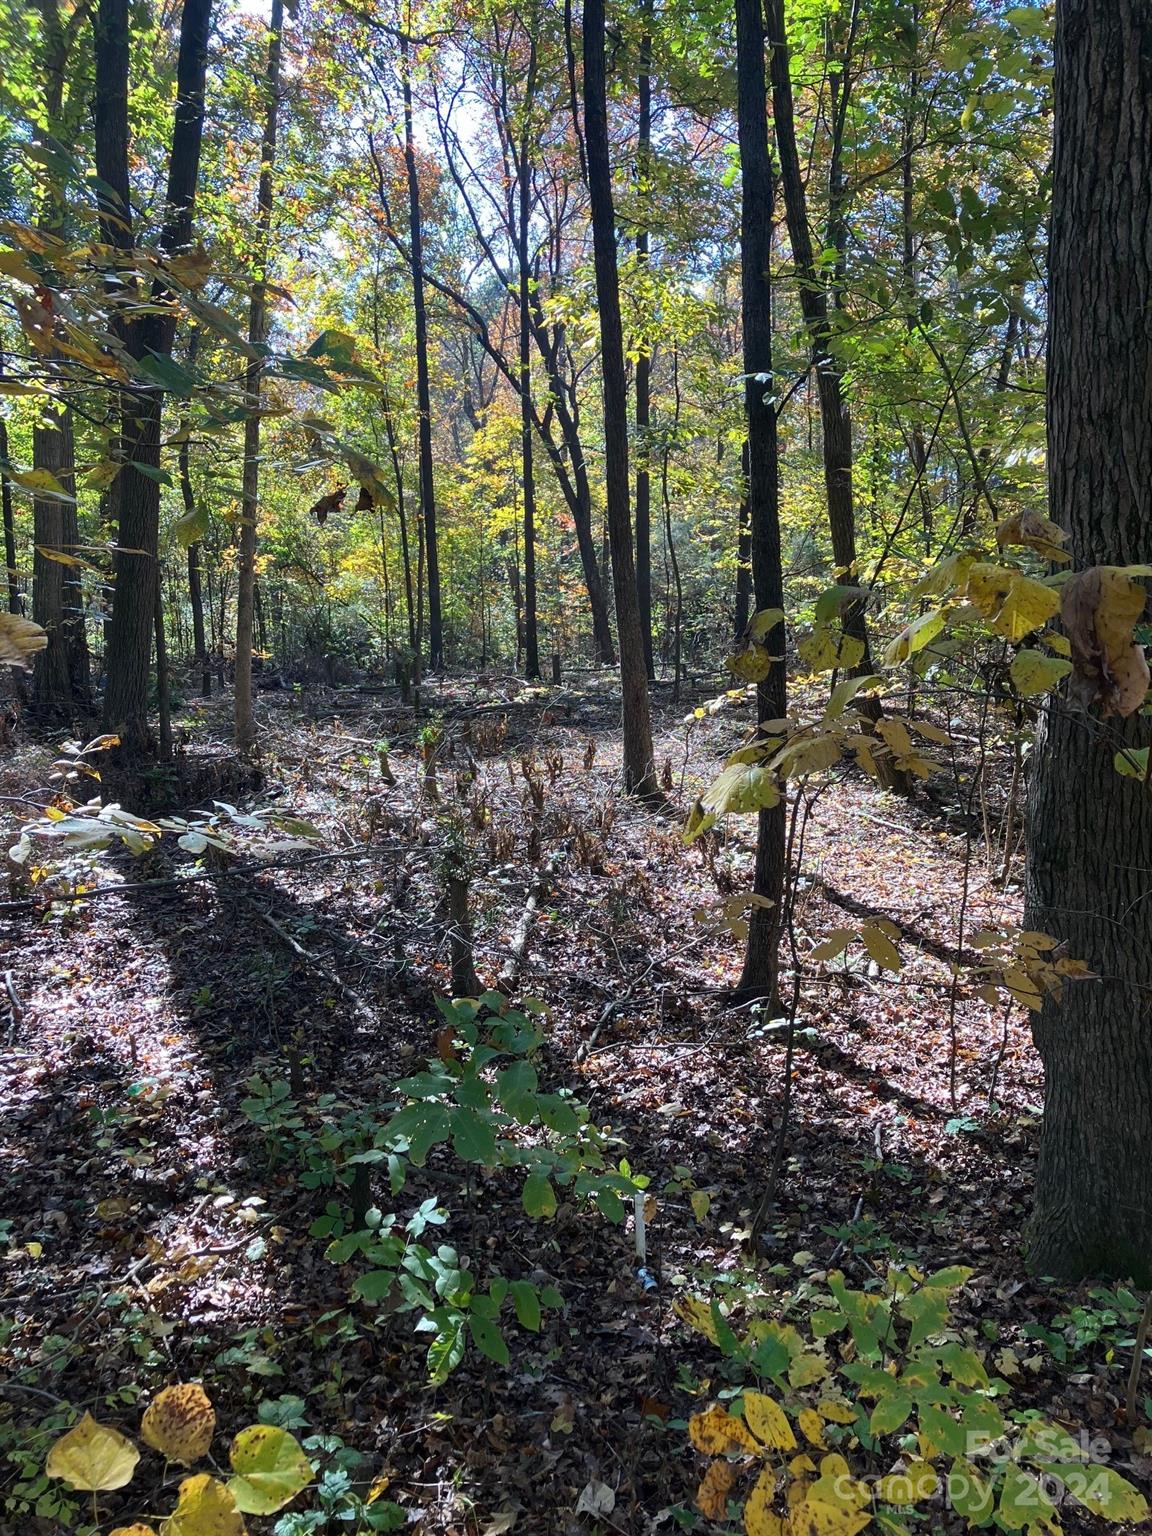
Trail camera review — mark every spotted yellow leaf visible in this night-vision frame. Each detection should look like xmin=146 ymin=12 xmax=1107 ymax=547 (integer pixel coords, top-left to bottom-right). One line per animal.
xmin=696 ymin=1456 xmax=736 ymax=1519
xmin=797 ymin=1410 xmax=825 ymax=1449
xmin=744 ymin=1392 xmax=797 ymax=1451
xmin=689 ymin=1404 xmax=760 ymax=1455
xmin=160 ymin=1473 xmax=246 ymax=1536
xmin=141 ymin=1384 xmax=215 ymax=1465
xmin=743 ymin=1464 xmax=782 ymax=1536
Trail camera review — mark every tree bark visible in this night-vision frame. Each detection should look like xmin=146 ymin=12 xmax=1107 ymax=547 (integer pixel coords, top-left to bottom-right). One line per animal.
xmin=98 ymin=0 xmax=213 ymax=757
xmin=0 ymin=403 xmax=18 ymax=614
xmin=235 ymin=0 xmax=284 ymax=755
xmin=1025 ymin=0 xmax=1152 ymax=1285
xmin=734 ymin=0 xmax=786 ymax=1003
xmin=583 ymin=0 xmax=656 ymax=794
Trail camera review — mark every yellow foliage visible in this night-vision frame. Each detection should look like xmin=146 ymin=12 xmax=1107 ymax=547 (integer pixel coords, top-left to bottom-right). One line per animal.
xmin=161 ymin=1474 xmax=247 ymax=1536
xmin=46 ymin=1413 xmax=140 ymax=1492
xmin=141 ymin=1384 xmax=216 ymax=1465
xmin=689 ymin=1404 xmax=760 ymax=1455
xmin=743 ymin=1391 xmax=797 ymax=1451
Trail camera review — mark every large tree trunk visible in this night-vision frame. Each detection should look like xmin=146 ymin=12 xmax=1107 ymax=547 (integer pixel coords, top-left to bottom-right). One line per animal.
xmin=98 ymin=0 xmax=213 ymax=758
xmin=31 ymin=406 xmax=88 ymax=712
xmin=31 ymin=0 xmax=90 ymax=715
xmin=1025 ymin=0 xmax=1152 ymax=1285
xmin=734 ymin=0 xmax=786 ymax=1003
xmin=401 ymin=37 xmax=444 ymax=672
xmin=583 ymin=0 xmax=656 ymax=794
xmin=235 ymin=0 xmax=284 ymax=754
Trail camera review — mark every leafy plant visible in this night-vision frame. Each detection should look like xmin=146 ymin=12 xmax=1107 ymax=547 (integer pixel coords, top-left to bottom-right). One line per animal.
xmin=677 ymin=1266 xmax=1149 ymax=1535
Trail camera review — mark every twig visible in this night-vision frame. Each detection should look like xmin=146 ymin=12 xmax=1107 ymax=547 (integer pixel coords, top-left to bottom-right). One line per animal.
xmin=1126 ymin=1291 xmax=1152 ymax=1425
xmin=255 ymin=910 xmax=379 ymax=1029
xmin=498 ymin=848 xmax=565 ymax=989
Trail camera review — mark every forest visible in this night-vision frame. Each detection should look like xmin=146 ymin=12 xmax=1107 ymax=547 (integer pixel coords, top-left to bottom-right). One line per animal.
xmin=1 ymin=0 xmax=1151 ymax=1532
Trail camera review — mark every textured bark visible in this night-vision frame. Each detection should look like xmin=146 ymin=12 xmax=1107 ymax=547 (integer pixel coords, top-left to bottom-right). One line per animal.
xmin=583 ymin=0 xmax=656 ymax=794
xmin=98 ymin=0 xmax=213 ymax=756
xmin=178 ymin=407 xmax=211 ymax=697
xmin=734 ymin=0 xmax=786 ymax=1002
xmin=0 ymin=408 xmax=17 ymax=614
xmin=401 ymin=38 xmax=443 ymax=671
xmin=1025 ymin=0 xmax=1152 ymax=1285
xmin=235 ymin=0 xmax=284 ymax=754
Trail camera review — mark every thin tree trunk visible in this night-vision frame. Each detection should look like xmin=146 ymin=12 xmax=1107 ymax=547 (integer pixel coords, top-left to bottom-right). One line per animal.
xmin=235 ymin=0 xmax=284 ymax=755
xmin=179 ymin=428 xmax=211 ymax=697
xmin=583 ymin=0 xmax=656 ymax=794
xmin=734 ymin=0 xmax=786 ymax=1003
xmin=517 ymin=34 xmax=541 ymax=680
xmin=0 ymin=407 xmax=17 ymax=614
xmin=1025 ymin=0 xmax=1152 ymax=1285
xmin=154 ymin=582 xmax=172 ymax=761
xmin=634 ymin=5 xmax=655 ymax=680
xmin=401 ymin=31 xmax=443 ymax=671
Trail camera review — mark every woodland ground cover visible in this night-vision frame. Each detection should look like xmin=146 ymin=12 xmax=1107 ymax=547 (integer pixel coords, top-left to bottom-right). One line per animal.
xmin=0 ymin=675 xmax=1148 ymax=1535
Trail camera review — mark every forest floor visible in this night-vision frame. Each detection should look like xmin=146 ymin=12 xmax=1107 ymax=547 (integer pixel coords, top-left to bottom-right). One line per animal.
xmin=1 ymin=672 xmax=1149 ymax=1536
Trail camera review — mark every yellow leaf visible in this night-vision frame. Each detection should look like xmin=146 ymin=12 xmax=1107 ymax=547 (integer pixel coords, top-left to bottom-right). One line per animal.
xmin=744 ymin=1392 xmax=797 ymax=1451
xmin=729 ymin=641 xmax=774 ymax=682
xmin=808 ymin=1453 xmax=871 ymax=1512
xmin=689 ymin=1404 xmax=760 ymax=1455
xmin=743 ymin=1464 xmax=782 ymax=1536
xmin=46 ymin=1413 xmax=140 ymax=1492
xmin=810 ymin=928 xmax=855 ymax=963
xmin=875 ymin=1458 xmax=938 ymax=1505
xmin=817 ymin=1400 xmax=856 ymax=1425
xmin=789 ymin=1499 xmax=872 ymax=1536
xmin=675 ymin=1295 xmax=722 ymax=1346
xmin=366 ymin=1475 xmax=391 ymax=1504
xmin=748 ymin=607 xmax=786 ymax=640
xmin=11 ymin=467 xmax=73 ymax=498
xmin=996 ymin=510 xmax=1070 ymax=561
xmin=861 ymin=924 xmax=901 ymax=972
xmin=789 ymin=1455 xmax=818 ymax=1477
xmin=111 ymin=1527 xmax=157 ymax=1536
xmin=787 ymin=1351 xmax=829 ymax=1388
xmin=141 ymin=1383 xmax=215 ymax=1465
xmin=161 ymin=1473 xmax=246 ymax=1536
xmin=883 ymin=610 xmax=944 ymax=665
xmin=965 ymin=563 xmax=1060 ymax=642
xmin=696 ymin=1457 xmax=736 ymax=1519
xmin=797 ymin=1410 xmax=826 ymax=1449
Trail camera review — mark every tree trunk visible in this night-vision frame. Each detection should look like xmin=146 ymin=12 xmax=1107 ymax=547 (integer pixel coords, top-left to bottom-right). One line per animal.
xmin=98 ymin=0 xmax=213 ymax=758
xmin=1025 ymin=0 xmax=1152 ymax=1285
xmin=30 ymin=405 xmax=86 ymax=713
xmin=518 ymin=38 xmax=541 ymax=680
xmin=401 ymin=37 xmax=443 ymax=672
xmin=734 ymin=0 xmax=786 ymax=1003
xmin=634 ymin=8 xmax=655 ymax=680
xmin=734 ymin=438 xmax=751 ymax=637
xmin=179 ymin=421 xmax=211 ymax=697
xmin=235 ymin=0 xmax=284 ymax=756
xmin=0 ymin=407 xmax=18 ymax=614
xmin=583 ymin=0 xmax=656 ymax=794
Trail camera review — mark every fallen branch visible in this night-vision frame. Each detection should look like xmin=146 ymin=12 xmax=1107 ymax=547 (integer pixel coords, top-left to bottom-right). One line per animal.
xmin=255 ymin=908 xmax=379 ymax=1030
xmin=498 ymin=849 xmax=566 ymax=990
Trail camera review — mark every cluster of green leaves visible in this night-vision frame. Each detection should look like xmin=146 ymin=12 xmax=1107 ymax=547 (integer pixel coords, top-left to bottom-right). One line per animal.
xmin=675 ymin=1266 xmax=1148 ymax=1536
xmin=242 ymin=992 xmax=642 ymax=1383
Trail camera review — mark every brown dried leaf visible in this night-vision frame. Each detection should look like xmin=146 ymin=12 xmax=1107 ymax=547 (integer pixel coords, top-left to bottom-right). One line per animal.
xmin=1061 ymin=566 xmax=1150 ymax=716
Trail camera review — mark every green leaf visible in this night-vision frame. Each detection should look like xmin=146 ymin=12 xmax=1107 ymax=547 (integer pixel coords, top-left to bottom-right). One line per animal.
xmin=226 ymin=1425 xmax=312 ymax=1515
xmin=918 ymin=1402 xmax=967 ymax=1458
xmin=996 ymin=1464 xmax=1054 ymax=1531
xmin=522 ymin=1171 xmax=557 ymax=1218
xmin=1114 ymin=746 xmax=1150 ymax=780
xmin=1010 ymin=648 xmax=1072 ymax=696
xmin=136 ymin=349 xmax=198 ymax=396
xmin=946 ymin=1460 xmax=994 ymax=1522
xmin=353 ymin=1270 xmax=396 ymax=1303
xmin=869 ymin=1392 xmax=913 ymax=1436
xmin=173 ymin=500 xmax=209 ymax=548
xmin=451 ymin=1108 xmax=498 ymax=1166
xmin=509 ymin=1280 xmax=542 ymax=1331
xmin=468 ymin=1312 xmax=510 ymax=1366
